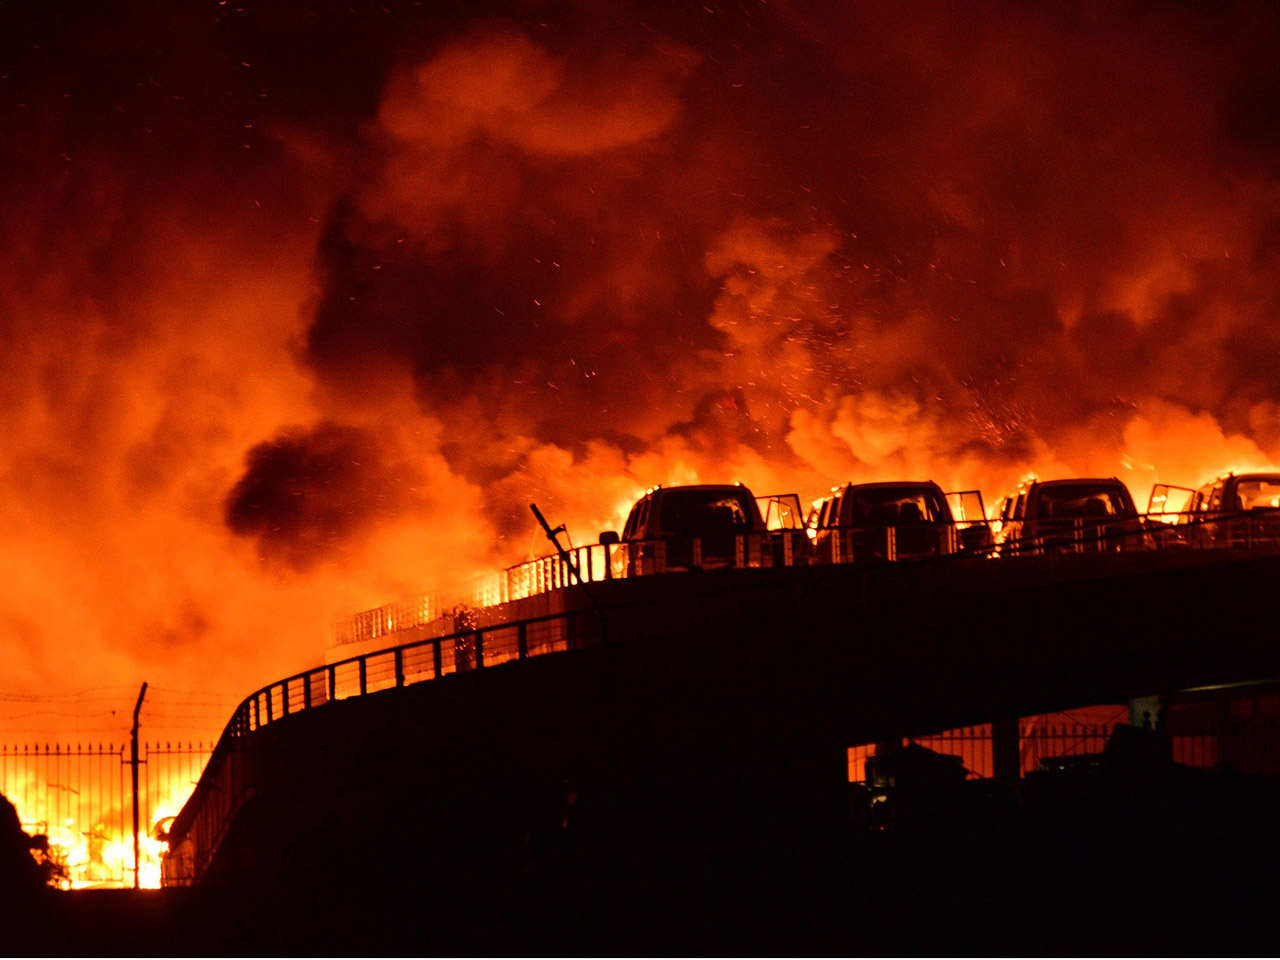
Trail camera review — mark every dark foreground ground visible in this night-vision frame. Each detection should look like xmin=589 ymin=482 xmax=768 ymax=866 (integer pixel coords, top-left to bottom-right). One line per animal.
xmin=6 ymin=762 xmax=1279 ymax=956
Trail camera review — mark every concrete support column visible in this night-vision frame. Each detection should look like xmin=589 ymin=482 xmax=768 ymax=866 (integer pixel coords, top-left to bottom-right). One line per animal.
xmin=992 ymin=715 xmax=1021 ymax=781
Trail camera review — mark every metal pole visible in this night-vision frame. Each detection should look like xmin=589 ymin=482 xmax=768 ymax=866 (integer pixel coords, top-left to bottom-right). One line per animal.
xmin=530 ymin=503 xmax=602 ymax=619
xmin=131 ymin=682 xmax=148 ymax=889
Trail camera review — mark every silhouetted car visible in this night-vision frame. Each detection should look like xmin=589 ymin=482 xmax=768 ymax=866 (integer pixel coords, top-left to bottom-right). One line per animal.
xmin=994 ymin=477 xmax=1144 ymax=555
xmin=805 ymin=480 xmax=967 ymax=562
xmin=1147 ymin=472 xmax=1280 ymax=548
xmin=605 ymin=483 xmax=803 ymax=573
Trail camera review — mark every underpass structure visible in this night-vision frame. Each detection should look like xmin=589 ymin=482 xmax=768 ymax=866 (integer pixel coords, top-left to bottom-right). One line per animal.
xmin=163 ymin=519 xmax=1280 ymax=891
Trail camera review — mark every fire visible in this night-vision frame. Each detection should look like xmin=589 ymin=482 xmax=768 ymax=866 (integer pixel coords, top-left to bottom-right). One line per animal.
xmin=3 ymin=744 xmax=204 ymax=889
xmin=13 ymin=782 xmax=195 ymax=890
xmin=5 ymin=3 xmax=1280 ymax=753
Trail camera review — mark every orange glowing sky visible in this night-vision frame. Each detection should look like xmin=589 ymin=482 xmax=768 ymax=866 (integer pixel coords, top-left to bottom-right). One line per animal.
xmin=3 ymin=0 xmax=1280 ymax=740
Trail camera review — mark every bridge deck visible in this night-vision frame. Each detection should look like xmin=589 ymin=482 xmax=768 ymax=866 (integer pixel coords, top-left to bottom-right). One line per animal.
xmin=164 ymin=542 xmax=1280 ymax=888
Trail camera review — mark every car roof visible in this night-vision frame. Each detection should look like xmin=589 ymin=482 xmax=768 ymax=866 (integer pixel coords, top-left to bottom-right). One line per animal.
xmin=1225 ymin=472 xmax=1280 ymax=483
xmin=837 ymin=480 xmax=944 ymax=493
xmin=1029 ymin=477 xmax=1126 ymax=489
xmin=646 ymin=483 xmax=749 ymax=495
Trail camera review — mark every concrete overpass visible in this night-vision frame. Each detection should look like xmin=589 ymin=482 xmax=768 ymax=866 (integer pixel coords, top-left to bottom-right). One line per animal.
xmin=163 ymin=539 xmax=1280 ymax=892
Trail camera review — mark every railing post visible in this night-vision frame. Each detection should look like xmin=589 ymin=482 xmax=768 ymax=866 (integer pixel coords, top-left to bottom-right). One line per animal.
xmin=327 ymin=664 xmax=336 ymax=703
xmin=518 ymin=622 xmax=528 ymax=659
xmin=265 ymin=688 xmax=273 ymax=725
xmin=475 ymin=629 xmax=484 ymax=669
xmin=303 ymin=673 xmax=312 ymax=710
xmin=433 ymin=639 xmax=443 ymax=678
xmin=281 ymin=679 xmax=289 ymax=716
xmin=394 ymin=648 xmax=404 ymax=688
xmin=253 ymin=696 xmax=260 ymax=730
xmin=358 ymin=658 xmax=367 ymax=696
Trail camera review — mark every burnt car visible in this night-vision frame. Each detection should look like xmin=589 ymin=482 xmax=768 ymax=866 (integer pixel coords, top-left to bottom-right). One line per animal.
xmin=604 ymin=483 xmax=804 ymax=574
xmin=1147 ymin=472 xmax=1280 ymax=549
xmin=994 ymin=477 xmax=1144 ymax=555
xmin=805 ymin=480 xmax=984 ymax=562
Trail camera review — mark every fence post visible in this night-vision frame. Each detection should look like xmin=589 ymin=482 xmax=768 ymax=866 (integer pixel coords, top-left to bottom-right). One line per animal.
xmin=394 ymin=648 xmax=404 ymax=688
xmin=265 ymin=688 xmax=273 ymax=724
xmin=433 ymin=639 xmax=443 ymax=678
xmin=303 ymin=673 xmax=312 ymax=710
xmin=327 ymin=664 xmax=336 ymax=703
xmin=281 ymin=679 xmax=289 ymax=716
xmin=992 ymin=715 xmax=1020 ymax=782
xmin=130 ymin=683 xmax=148 ymax=890
xmin=358 ymin=658 xmax=367 ymax=696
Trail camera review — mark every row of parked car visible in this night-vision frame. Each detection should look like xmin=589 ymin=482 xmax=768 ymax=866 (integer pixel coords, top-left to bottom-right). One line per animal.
xmin=597 ymin=471 xmax=1280 ymax=569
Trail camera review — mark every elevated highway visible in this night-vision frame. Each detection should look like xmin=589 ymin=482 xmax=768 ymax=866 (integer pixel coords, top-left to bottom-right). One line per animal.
xmin=163 ymin=537 xmax=1280 ymax=892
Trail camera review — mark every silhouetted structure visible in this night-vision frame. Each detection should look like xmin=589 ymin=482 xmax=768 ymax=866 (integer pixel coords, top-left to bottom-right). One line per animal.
xmin=151 ymin=545 xmax=1280 ymax=952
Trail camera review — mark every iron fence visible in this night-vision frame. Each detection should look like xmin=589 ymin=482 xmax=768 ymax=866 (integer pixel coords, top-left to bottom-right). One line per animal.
xmin=0 ymin=741 xmax=211 ymax=888
xmin=848 ymin=719 xmax=1280 ymax=781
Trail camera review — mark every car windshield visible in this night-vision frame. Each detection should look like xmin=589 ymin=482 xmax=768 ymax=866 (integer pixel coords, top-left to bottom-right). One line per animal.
xmin=1236 ymin=478 xmax=1280 ymax=510
xmin=658 ymin=490 xmax=754 ymax=537
xmin=1037 ymin=484 xmax=1130 ymax=518
xmin=844 ymin=488 xmax=944 ymax=526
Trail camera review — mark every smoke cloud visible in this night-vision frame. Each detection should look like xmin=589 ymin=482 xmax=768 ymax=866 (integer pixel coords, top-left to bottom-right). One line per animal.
xmin=5 ymin=0 xmax=1280 ymax=738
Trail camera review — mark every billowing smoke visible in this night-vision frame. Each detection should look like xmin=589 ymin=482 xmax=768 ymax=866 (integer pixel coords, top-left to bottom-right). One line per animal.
xmin=226 ymin=424 xmax=408 ymax=572
xmin=5 ymin=1 xmax=1280 ymax=738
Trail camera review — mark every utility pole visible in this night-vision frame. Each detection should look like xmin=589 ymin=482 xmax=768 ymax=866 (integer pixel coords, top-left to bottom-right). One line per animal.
xmin=130 ymin=682 xmax=148 ymax=889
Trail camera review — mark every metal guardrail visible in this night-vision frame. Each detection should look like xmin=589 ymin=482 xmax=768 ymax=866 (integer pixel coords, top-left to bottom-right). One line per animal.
xmin=164 ymin=608 xmax=597 ymax=884
xmin=473 ymin=531 xmax=810 ymax=606
xmin=174 ymin=507 xmax=1280 ymax=883
xmin=239 ymin=610 xmax=595 ymax=738
xmin=991 ymin=509 xmax=1280 ymax=557
xmin=337 ymin=511 xmax=1280 ymax=648
xmin=332 ymin=595 xmax=436 ymax=647
xmin=478 ymin=510 xmax=1280 ymax=586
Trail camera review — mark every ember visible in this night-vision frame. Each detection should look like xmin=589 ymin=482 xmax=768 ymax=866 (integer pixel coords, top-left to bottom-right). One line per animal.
xmin=3 ymin=1 xmax=1280 ymax=746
